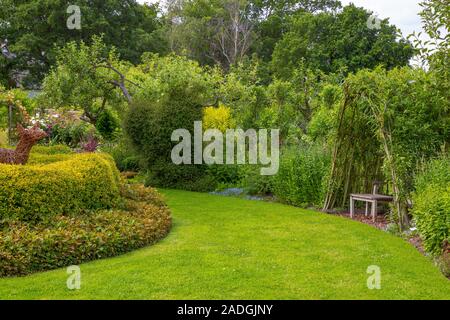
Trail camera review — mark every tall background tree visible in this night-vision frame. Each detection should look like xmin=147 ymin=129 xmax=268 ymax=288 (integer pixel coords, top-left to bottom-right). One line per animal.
xmin=166 ymin=0 xmax=413 ymax=76
xmin=0 ymin=0 xmax=167 ymax=87
xmin=271 ymin=4 xmax=414 ymax=78
xmin=166 ymin=0 xmax=255 ymax=70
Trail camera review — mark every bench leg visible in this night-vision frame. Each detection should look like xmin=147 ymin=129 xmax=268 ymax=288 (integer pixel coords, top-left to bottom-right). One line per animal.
xmin=350 ymin=197 xmax=355 ymax=219
xmin=371 ymin=200 xmax=378 ymax=222
xmin=365 ymin=202 xmax=369 ymax=217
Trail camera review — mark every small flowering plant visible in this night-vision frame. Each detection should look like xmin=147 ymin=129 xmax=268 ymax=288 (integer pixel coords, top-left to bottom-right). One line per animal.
xmin=80 ymin=135 xmax=99 ymax=153
xmin=30 ymin=110 xmax=101 ymax=148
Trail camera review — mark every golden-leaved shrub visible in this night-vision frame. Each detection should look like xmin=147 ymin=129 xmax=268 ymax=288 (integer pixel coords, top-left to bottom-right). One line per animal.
xmin=0 ymin=153 xmax=121 ymax=222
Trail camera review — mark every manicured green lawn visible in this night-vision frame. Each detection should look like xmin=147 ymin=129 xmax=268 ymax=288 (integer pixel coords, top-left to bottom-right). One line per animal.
xmin=0 ymin=189 xmax=449 ymax=300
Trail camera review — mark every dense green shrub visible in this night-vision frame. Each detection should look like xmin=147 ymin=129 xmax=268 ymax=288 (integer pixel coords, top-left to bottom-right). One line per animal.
xmin=0 ymin=184 xmax=172 ymax=277
xmin=206 ymin=165 xmax=242 ymax=186
xmin=120 ymin=183 xmax=167 ymax=208
xmin=0 ymin=152 xmax=121 ymax=222
xmin=239 ymin=165 xmax=273 ymax=195
xmin=412 ymin=156 xmax=450 ymax=256
xmin=102 ymin=140 xmax=142 ymax=172
xmin=144 ymin=161 xmax=214 ymax=192
xmin=272 ymin=145 xmax=330 ymax=208
xmin=28 ymin=144 xmax=74 ymax=166
xmin=124 ymin=54 xmax=218 ymax=190
xmin=95 ymin=108 xmax=120 ymax=140
xmin=124 ymin=96 xmax=203 ymax=167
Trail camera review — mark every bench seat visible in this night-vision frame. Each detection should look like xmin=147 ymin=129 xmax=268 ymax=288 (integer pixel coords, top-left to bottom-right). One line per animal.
xmin=350 ymin=194 xmax=394 ymax=201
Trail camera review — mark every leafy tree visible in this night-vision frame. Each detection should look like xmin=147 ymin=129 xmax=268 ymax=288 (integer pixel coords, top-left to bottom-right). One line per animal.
xmin=39 ymin=36 xmax=136 ymax=125
xmin=166 ymin=0 xmax=343 ymax=67
xmin=249 ymin=0 xmax=342 ymax=61
xmin=167 ymin=0 xmax=255 ymax=70
xmin=0 ymin=0 xmax=167 ymax=85
xmin=410 ymin=0 xmax=449 ymax=112
xmin=272 ymin=5 xmax=414 ymax=78
xmin=217 ymin=59 xmax=268 ymax=129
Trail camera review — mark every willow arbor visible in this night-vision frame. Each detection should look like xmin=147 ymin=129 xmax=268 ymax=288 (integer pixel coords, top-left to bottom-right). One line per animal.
xmin=323 ymin=67 xmax=449 ymax=228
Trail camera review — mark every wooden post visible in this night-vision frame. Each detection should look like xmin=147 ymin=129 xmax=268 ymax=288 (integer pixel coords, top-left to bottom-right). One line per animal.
xmin=350 ymin=196 xmax=354 ymax=219
xmin=365 ymin=202 xmax=369 ymax=217
xmin=372 ymin=200 xmax=378 ymax=222
xmin=8 ymin=104 xmax=12 ymax=146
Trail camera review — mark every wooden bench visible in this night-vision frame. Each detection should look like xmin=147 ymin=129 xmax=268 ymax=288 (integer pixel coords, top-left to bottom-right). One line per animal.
xmin=350 ymin=182 xmax=393 ymax=222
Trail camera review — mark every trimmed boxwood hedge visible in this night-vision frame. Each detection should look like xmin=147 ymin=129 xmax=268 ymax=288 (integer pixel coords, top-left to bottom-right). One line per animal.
xmin=31 ymin=145 xmax=73 ymax=155
xmin=0 ymin=184 xmax=172 ymax=277
xmin=0 ymin=148 xmax=172 ymax=276
xmin=0 ymin=153 xmax=121 ymax=222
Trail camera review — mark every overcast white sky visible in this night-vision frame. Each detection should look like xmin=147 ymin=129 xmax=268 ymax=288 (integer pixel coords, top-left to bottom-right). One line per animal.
xmin=138 ymin=0 xmax=424 ymax=38
xmin=340 ymin=0 xmax=423 ymax=37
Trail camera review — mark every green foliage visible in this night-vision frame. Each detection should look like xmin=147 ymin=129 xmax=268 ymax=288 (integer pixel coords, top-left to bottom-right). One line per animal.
xmin=102 ymin=139 xmax=142 ymax=172
xmin=207 ymin=164 xmax=242 ymax=186
xmin=307 ymin=84 xmax=342 ymax=143
xmin=323 ymin=66 xmax=449 ymax=226
xmin=218 ymin=62 xmax=268 ymax=129
xmin=166 ymin=0 xmax=344 ymax=69
xmin=124 ymin=54 xmax=217 ymax=189
xmin=272 ymin=145 xmax=330 ymax=207
xmin=144 ymin=161 xmax=215 ymax=192
xmin=0 ymin=184 xmax=171 ymax=277
xmin=30 ymin=144 xmax=73 ymax=155
xmin=271 ymin=5 xmax=414 ymax=78
xmin=27 ymin=145 xmax=74 ymax=165
xmin=239 ymin=165 xmax=273 ymax=195
xmin=0 ymin=152 xmax=121 ymax=223
xmin=412 ymin=155 xmax=450 ymax=256
xmin=49 ymin=120 xmax=99 ymax=148
xmin=39 ymin=37 xmax=128 ymax=123
xmin=27 ymin=153 xmax=73 ymax=166
xmin=219 ymin=60 xmax=327 ymax=140
xmin=95 ymin=108 xmax=120 ymax=140
xmin=0 ymin=0 xmax=167 ymax=85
